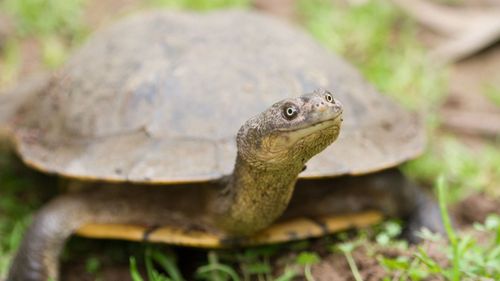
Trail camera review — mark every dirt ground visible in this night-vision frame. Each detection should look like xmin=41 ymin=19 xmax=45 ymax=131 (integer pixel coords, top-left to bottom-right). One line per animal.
xmin=309 ymin=194 xmax=500 ymax=281
xmin=2 ymin=0 xmax=499 ymax=280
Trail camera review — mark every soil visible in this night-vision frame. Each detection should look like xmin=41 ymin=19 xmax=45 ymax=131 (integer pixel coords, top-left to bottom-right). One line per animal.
xmin=84 ymin=0 xmax=143 ymax=30
xmin=63 ymin=263 xmax=133 ymax=281
xmin=441 ymin=45 xmax=500 ymax=140
xmin=0 ymin=12 xmax=13 ymax=50
xmin=304 ymin=193 xmax=498 ymax=281
xmin=252 ymin=0 xmax=298 ymax=21
xmin=453 ymin=193 xmax=500 ymax=226
xmin=393 ymin=0 xmax=500 ymax=140
xmin=311 ymin=248 xmax=389 ymax=281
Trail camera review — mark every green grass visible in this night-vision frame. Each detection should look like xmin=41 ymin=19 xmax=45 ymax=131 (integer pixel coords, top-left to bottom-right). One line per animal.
xmin=1 ymin=0 xmax=500 ymax=280
xmin=0 ymin=39 xmax=21 ymax=87
xmin=483 ymin=84 xmax=500 ymax=107
xmin=334 ymin=243 xmax=363 ymax=281
xmin=298 ymin=0 xmax=447 ymax=110
xmin=299 ymin=0 xmax=500 ymax=201
xmin=0 ymin=153 xmax=56 ymax=275
xmin=405 ymin=137 xmax=500 ymax=200
xmin=149 ymin=0 xmax=249 ymax=10
xmin=130 ymin=247 xmax=185 ymax=281
xmin=380 ymin=178 xmax=500 ymax=281
xmin=128 ymin=246 xmax=307 ymax=281
xmin=0 ymin=0 xmax=87 ymax=86
xmin=2 ymin=0 xmax=86 ymax=37
xmin=0 ymin=154 xmax=31 ymax=274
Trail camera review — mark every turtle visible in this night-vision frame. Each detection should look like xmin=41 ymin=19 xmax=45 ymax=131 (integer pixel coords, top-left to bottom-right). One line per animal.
xmin=0 ymin=10 xmax=444 ymax=281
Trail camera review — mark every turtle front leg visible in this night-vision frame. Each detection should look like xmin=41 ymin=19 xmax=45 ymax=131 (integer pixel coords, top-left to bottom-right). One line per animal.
xmin=288 ymin=169 xmax=445 ymax=242
xmin=6 ymin=185 xmax=213 ymax=281
xmin=7 ymin=194 xmax=87 ymax=281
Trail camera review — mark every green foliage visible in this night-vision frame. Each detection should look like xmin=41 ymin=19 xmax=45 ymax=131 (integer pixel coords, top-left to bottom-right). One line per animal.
xmin=0 ymin=155 xmax=44 ymax=277
xmin=298 ymin=0 xmax=447 ymax=110
xmin=129 ymin=247 xmax=185 ymax=281
xmin=0 ymin=152 xmax=61 ymax=279
xmin=0 ymin=39 xmax=21 ymax=87
xmin=41 ymin=35 xmax=68 ymax=68
xmin=295 ymin=251 xmax=320 ymax=266
xmin=237 ymin=246 xmax=276 ymax=280
xmin=405 ymin=137 xmax=500 ymax=200
xmin=295 ymin=252 xmax=320 ymax=281
xmin=297 ymin=0 xmax=500 ymax=206
xmin=380 ymin=178 xmax=500 ymax=280
xmin=0 ymin=0 xmax=87 ymax=72
xmin=2 ymin=0 xmax=85 ymax=37
xmin=196 ymin=251 xmax=240 ymax=281
xmin=436 ymin=176 xmax=460 ymax=281
xmin=130 ymin=256 xmax=144 ymax=281
xmin=483 ymin=84 xmax=500 ymax=107
xmin=331 ymin=239 xmax=365 ymax=281
xmin=298 ymin=0 xmax=499 ymax=203
xmin=375 ymin=221 xmax=403 ymax=246
xmin=85 ymin=256 xmax=101 ymax=279
xmin=149 ymin=0 xmax=249 ymax=10
xmin=128 ymin=245 xmax=303 ymax=281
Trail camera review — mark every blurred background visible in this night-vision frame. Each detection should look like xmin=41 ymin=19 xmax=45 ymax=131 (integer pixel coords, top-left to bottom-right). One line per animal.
xmin=0 ymin=0 xmax=499 ymax=280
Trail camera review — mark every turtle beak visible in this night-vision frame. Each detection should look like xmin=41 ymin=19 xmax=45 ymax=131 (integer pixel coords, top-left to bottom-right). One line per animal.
xmin=322 ymin=97 xmax=342 ymax=114
xmin=313 ymin=97 xmax=343 ymax=122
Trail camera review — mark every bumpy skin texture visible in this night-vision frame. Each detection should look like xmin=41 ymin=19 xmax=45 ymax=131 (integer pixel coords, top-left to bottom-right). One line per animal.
xmin=214 ymin=91 xmax=343 ymax=234
xmin=7 ymin=169 xmax=442 ymax=281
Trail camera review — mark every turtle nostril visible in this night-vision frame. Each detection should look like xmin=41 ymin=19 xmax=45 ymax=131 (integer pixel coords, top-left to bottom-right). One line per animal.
xmin=333 ymin=99 xmax=343 ymax=109
xmin=316 ymin=103 xmax=328 ymax=112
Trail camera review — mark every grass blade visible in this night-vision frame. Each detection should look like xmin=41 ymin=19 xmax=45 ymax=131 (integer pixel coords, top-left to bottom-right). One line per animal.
xmin=130 ymin=257 xmax=144 ymax=281
xmin=436 ymin=176 xmax=460 ymax=281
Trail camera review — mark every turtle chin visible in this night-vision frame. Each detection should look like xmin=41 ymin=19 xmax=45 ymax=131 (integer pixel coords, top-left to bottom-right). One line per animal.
xmin=285 ymin=121 xmax=341 ymax=163
xmin=236 ymin=89 xmax=343 ymax=169
xmin=252 ymin=117 xmax=342 ymax=168
xmin=279 ymin=115 xmax=342 ymax=146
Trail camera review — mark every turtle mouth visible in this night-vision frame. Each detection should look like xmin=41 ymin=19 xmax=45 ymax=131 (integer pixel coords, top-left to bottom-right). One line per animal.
xmin=281 ymin=112 xmax=342 ymax=134
xmin=309 ymin=113 xmax=343 ymax=130
xmin=277 ymin=113 xmax=342 ymax=144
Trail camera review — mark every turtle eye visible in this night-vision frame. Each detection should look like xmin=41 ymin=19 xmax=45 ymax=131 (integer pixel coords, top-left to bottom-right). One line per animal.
xmin=283 ymin=105 xmax=299 ymax=120
xmin=325 ymin=92 xmax=334 ymax=103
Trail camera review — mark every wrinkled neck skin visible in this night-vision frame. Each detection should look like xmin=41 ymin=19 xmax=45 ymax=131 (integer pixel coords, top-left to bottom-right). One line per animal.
xmin=211 ymin=90 xmax=342 ymax=236
xmin=213 ymin=154 xmax=304 ymax=235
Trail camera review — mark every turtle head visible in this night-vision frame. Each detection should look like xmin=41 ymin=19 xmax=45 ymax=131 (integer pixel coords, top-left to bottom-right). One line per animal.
xmin=237 ymin=89 xmax=343 ymax=169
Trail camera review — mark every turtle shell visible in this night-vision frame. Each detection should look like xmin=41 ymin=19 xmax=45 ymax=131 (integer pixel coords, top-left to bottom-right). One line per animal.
xmin=12 ymin=10 xmax=424 ymax=183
